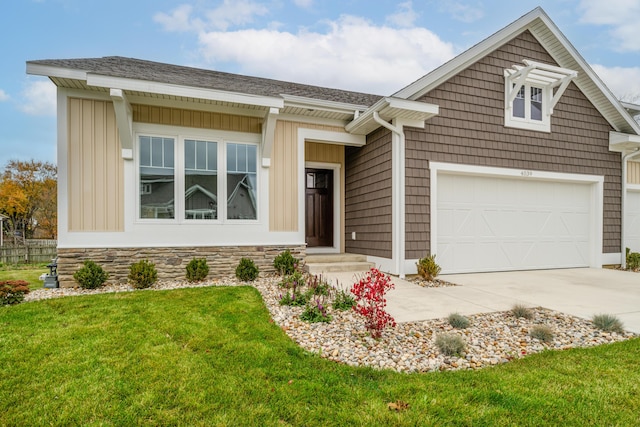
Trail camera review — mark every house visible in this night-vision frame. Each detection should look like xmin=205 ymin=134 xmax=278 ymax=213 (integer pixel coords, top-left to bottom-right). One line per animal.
xmin=27 ymin=7 xmax=640 ymax=286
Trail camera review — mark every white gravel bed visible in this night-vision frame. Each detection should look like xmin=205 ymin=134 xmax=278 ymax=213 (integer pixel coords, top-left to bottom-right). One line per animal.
xmin=24 ymin=275 xmax=636 ymax=373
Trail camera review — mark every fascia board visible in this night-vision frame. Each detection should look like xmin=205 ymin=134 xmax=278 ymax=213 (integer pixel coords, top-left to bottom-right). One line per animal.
xmin=26 ymin=63 xmax=87 ymax=80
xmin=281 ymin=94 xmax=369 ymax=113
xmin=345 ymin=97 xmax=439 ymax=134
xmin=86 ymin=74 xmax=285 ymax=109
xmin=609 ymin=131 xmax=640 ymax=152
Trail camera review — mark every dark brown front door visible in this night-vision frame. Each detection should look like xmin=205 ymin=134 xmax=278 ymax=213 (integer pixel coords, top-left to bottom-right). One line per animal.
xmin=305 ymin=169 xmax=333 ymax=247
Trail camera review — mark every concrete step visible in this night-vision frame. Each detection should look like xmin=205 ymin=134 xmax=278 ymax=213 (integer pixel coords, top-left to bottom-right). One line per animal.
xmin=304 ymin=253 xmax=372 ymax=274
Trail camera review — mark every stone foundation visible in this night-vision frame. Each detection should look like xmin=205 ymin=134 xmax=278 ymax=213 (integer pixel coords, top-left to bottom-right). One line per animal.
xmin=57 ymin=245 xmax=306 ymax=288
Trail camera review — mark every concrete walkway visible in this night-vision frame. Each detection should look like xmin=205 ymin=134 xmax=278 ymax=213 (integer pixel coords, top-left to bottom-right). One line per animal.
xmin=322 ymin=268 xmax=640 ymax=334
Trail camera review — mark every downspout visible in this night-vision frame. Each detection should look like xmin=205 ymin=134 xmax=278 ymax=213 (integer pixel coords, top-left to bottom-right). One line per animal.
xmin=372 ymin=112 xmax=406 ymax=278
xmin=622 ymin=148 xmax=640 ymax=268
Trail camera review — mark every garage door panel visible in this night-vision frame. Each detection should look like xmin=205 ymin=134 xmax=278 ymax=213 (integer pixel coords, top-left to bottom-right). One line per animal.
xmin=436 ymin=173 xmax=594 ymax=273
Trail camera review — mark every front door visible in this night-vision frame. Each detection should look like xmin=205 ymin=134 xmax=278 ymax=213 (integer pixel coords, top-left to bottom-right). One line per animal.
xmin=305 ymin=169 xmax=333 ymax=247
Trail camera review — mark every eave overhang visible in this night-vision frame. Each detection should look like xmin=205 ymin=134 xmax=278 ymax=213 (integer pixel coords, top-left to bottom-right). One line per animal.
xmin=610 ymin=131 xmax=640 ymax=154
xmin=345 ymin=97 xmax=439 ymax=135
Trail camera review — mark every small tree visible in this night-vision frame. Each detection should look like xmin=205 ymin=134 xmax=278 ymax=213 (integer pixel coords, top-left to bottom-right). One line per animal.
xmin=350 ymin=268 xmax=396 ymax=338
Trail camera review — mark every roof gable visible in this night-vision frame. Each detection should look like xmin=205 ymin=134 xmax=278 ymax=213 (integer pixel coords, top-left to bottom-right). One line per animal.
xmin=393 ymin=7 xmax=640 ymax=135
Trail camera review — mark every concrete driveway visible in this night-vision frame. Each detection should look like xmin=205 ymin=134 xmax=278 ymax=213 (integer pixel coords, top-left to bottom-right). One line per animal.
xmin=324 ymin=268 xmax=640 ymax=334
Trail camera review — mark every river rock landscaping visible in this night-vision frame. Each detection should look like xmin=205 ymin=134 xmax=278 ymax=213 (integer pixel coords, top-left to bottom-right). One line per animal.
xmin=24 ymin=275 xmax=636 ymax=373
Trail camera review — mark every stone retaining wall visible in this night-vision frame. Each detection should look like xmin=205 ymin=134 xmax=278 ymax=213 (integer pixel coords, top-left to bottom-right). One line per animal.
xmin=57 ymin=245 xmax=306 ymax=287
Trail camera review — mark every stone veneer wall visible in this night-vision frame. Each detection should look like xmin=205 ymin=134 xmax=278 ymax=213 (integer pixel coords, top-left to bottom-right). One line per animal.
xmin=57 ymin=245 xmax=306 ymax=287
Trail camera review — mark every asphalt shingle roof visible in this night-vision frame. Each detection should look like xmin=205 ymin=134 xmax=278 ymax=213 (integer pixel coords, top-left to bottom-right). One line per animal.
xmin=29 ymin=56 xmax=382 ymax=107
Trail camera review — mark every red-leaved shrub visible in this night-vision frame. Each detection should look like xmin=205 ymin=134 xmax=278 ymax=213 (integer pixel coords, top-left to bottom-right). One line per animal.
xmin=0 ymin=280 xmax=30 ymax=305
xmin=350 ymin=268 xmax=396 ymax=338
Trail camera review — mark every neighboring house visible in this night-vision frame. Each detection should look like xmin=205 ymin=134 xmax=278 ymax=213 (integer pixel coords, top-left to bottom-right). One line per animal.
xmin=27 ymin=7 xmax=640 ymax=286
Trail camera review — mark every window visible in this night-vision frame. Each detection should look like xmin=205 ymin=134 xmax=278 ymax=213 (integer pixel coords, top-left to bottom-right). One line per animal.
xmin=227 ymin=143 xmax=257 ymax=220
xmin=504 ymin=60 xmax=578 ymax=133
xmin=139 ymin=136 xmax=175 ymax=219
xmin=185 ymin=139 xmax=218 ymax=220
xmin=137 ymin=134 xmax=258 ymax=222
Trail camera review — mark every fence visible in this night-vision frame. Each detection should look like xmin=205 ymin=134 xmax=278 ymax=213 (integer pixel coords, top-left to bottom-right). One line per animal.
xmin=0 ymin=240 xmax=57 ymax=264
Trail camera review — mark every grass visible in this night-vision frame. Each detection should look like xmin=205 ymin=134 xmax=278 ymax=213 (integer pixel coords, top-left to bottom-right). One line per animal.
xmin=1 ymin=286 xmax=639 ymax=426
xmin=0 ymin=263 xmax=48 ymax=290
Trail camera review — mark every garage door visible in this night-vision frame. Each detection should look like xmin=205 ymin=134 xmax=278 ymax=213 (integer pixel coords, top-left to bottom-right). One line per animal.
xmin=436 ymin=173 xmax=594 ymax=273
xmin=627 ymin=189 xmax=640 ymax=253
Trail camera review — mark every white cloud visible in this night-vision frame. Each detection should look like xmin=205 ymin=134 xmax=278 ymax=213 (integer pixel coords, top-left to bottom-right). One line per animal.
xmin=386 ymin=1 xmax=418 ymax=28
xmin=195 ymin=14 xmax=455 ymax=94
xmin=438 ymin=0 xmax=483 ymax=23
xmin=0 ymin=89 xmax=9 ymax=102
xmin=155 ymin=1 xmax=269 ymax=32
xmin=579 ymin=0 xmax=640 ymax=52
xmin=592 ymin=64 xmax=640 ymax=101
xmin=154 ymin=4 xmax=200 ymax=32
xmin=19 ymin=79 xmax=56 ymax=116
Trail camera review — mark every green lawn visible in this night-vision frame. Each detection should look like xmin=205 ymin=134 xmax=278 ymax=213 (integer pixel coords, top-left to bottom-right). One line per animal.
xmin=0 ymin=263 xmax=48 ymax=290
xmin=1 ymin=286 xmax=639 ymax=426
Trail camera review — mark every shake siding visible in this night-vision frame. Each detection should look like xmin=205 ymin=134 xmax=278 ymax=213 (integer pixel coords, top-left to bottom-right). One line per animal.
xmin=67 ymin=98 xmax=124 ymax=231
xmin=404 ymin=30 xmax=621 ymax=259
xmin=270 ymin=121 xmax=346 ymax=232
xmin=345 ymin=127 xmax=393 ymax=258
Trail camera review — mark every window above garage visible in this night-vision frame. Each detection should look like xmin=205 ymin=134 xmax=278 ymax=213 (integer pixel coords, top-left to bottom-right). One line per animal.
xmin=504 ymin=60 xmax=577 ymax=132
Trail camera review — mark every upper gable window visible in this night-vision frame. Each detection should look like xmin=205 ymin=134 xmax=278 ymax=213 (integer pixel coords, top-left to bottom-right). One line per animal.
xmin=504 ymin=60 xmax=577 ymax=133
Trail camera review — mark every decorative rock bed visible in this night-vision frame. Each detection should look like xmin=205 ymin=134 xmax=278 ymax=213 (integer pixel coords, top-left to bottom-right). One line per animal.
xmin=25 ymin=275 xmax=636 ymax=373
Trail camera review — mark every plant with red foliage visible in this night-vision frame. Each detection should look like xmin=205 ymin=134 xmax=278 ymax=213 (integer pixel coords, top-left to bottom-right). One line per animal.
xmin=350 ymin=268 xmax=396 ymax=338
xmin=0 ymin=280 xmax=30 ymax=305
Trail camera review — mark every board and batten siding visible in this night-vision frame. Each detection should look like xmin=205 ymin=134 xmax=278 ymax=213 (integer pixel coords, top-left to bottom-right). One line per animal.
xmin=345 ymin=127 xmax=393 ymax=258
xmin=67 ymin=98 xmax=124 ymax=231
xmin=132 ymin=104 xmax=262 ymax=133
xmin=629 ymin=161 xmax=640 ymax=184
xmin=269 ymin=120 xmax=346 ymax=232
xmin=404 ymin=30 xmax=621 ymax=260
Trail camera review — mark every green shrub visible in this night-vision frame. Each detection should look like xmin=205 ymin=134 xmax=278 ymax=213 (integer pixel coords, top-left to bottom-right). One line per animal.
xmin=0 ymin=280 xmax=30 ymax=305
xmin=592 ymin=314 xmax=625 ymax=333
xmin=128 ymin=260 xmax=158 ymax=289
xmin=73 ymin=260 xmax=109 ymax=289
xmin=529 ymin=325 xmax=554 ymax=343
xmin=626 ymin=247 xmax=640 ymax=271
xmin=447 ymin=313 xmax=470 ymax=329
xmin=435 ymin=333 xmax=466 ymax=357
xmin=300 ymin=297 xmax=332 ymax=323
xmin=279 ymin=290 xmax=308 ymax=307
xmin=511 ymin=304 xmax=534 ymax=320
xmin=273 ymin=250 xmax=298 ymax=275
xmin=416 ymin=254 xmax=441 ymax=281
xmin=307 ymin=274 xmax=331 ymax=296
xmin=235 ymin=258 xmax=259 ymax=282
xmin=332 ymin=287 xmax=356 ymax=311
xmin=185 ymin=258 xmax=209 ymax=282
xmin=279 ymin=269 xmax=306 ymax=289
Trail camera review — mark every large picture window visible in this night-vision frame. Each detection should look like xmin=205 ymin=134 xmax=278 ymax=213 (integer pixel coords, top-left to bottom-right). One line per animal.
xmin=137 ymin=134 xmax=258 ymax=222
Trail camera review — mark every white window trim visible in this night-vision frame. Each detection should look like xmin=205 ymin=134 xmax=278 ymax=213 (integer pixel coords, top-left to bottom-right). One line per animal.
xmin=134 ymin=123 xmax=261 ymax=225
xmin=504 ymin=81 xmax=551 ymax=132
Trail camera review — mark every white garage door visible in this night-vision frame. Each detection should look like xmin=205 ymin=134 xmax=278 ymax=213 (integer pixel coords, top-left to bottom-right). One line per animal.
xmin=626 ymin=189 xmax=640 ymax=253
xmin=436 ymin=173 xmax=594 ymax=273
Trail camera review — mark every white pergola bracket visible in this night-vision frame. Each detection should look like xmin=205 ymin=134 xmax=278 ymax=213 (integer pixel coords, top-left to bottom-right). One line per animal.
xmin=110 ymin=88 xmax=134 ymax=160
xmin=261 ymin=107 xmax=279 ymax=167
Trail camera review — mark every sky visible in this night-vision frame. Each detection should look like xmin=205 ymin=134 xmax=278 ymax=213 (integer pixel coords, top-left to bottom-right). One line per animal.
xmin=1 ymin=0 xmax=639 ymax=168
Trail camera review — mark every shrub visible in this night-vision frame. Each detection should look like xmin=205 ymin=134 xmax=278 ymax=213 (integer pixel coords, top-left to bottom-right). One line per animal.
xmin=279 ymin=269 xmax=306 ymax=289
xmin=592 ymin=313 xmax=625 ymax=333
xmin=185 ymin=258 xmax=209 ymax=282
xmin=511 ymin=304 xmax=534 ymax=320
xmin=351 ymin=267 xmax=396 ymax=339
xmin=0 ymin=280 xmax=30 ymax=305
xmin=416 ymin=254 xmax=441 ymax=281
xmin=300 ymin=296 xmax=332 ymax=323
xmin=73 ymin=260 xmax=109 ymax=289
xmin=279 ymin=290 xmax=308 ymax=307
xmin=307 ymin=274 xmax=331 ymax=296
xmin=332 ymin=286 xmax=356 ymax=311
xmin=529 ymin=325 xmax=554 ymax=343
xmin=435 ymin=333 xmax=466 ymax=357
xmin=236 ymin=258 xmax=259 ymax=282
xmin=273 ymin=249 xmax=298 ymax=276
xmin=626 ymin=247 xmax=640 ymax=271
xmin=128 ymin=260 xmax=158 ymax=289
xmin=447 ymin=313 xmax=470 ymax=329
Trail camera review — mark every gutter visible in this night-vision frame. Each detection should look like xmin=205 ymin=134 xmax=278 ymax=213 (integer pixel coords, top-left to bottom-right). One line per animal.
xmin=372 ymin=112 xmax=406 ymax=278
xmin=622 ymin=148 xmax=640 ymax=268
